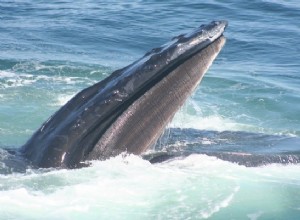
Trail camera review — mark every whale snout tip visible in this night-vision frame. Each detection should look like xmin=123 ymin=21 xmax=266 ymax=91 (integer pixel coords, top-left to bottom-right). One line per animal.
xmin=216 ymin=20 xmax=228 ymax=27
xmin=213 ymin=20 xmax=228 ymax=32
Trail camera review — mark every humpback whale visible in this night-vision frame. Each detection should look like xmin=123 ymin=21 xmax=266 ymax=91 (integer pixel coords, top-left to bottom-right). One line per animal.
xmin=14 ymin=20 xmax=227 ymax=169
xmin=1 ymin=20 xmax=299 ymax=174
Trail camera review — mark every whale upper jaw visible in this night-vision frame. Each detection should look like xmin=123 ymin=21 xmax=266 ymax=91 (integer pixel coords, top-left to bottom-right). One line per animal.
xmin=20 ymin=21 xmax=228 ymax=168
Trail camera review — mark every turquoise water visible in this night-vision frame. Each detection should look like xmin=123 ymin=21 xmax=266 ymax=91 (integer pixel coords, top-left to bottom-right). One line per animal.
xmin=1 ymin=0 xmax=300 ymax=219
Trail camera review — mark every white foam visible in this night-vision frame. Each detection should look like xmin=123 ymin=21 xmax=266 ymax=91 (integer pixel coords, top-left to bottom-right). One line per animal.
xmin=200 ymin=186 xmax=240 ymax=219
xmin=1 ymin=154 xmax=300 ymax=219
xmin=170 ymin=113 xmax=248 ymax=132
xmin=0 ymin=70 xmax=16 ymax=78
xmin=0 ymin=71 xmax=37 ymax=88
xmin=247 ymin=211 xmax=264 ymax=220
xmin=35 ymin=75 xmax=86 ymax=84
xmin=0 ymin=69 xmax=92 ymax=89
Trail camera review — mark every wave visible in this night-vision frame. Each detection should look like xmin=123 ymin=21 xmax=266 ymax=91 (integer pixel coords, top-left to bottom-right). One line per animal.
xmin=0 ymin=60 xmax=111 ymax=89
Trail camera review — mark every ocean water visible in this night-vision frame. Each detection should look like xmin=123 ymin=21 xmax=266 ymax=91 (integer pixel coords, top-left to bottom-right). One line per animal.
xmin=0 ymin=0 xmax=300 ymax=219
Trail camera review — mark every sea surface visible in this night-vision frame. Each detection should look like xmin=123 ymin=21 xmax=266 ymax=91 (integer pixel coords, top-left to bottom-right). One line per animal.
xmin=0 ymin=0 xmax=300 ymax=219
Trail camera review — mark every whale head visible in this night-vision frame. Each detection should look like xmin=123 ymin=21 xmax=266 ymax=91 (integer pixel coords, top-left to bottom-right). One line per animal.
xmin=21 ymin=21 xmax=228 ymax=168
